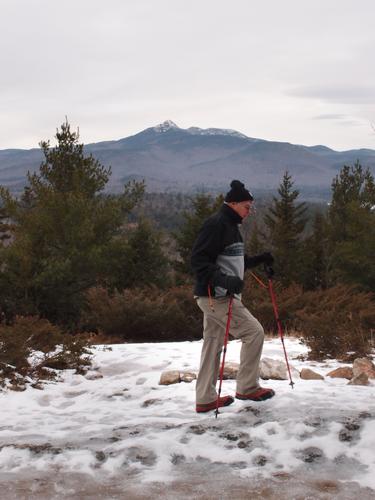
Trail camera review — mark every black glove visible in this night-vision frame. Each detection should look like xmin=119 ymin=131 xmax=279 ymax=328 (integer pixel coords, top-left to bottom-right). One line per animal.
xmin=212 ymin=270 xmax=244 ymax=294
xmin=264 ymin=265 xmax=275 ymax=278
xmin=224 ymin=275 xmax=244 ymax=295
xmin=245 ymin=251 xmax=274 ymax=269
xmin=261 ymin=252 xmax=274 ymax=266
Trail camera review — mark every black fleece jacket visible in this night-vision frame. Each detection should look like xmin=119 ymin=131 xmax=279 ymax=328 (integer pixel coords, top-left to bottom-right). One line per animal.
xmin=191 ymin=204 xmax=263 ymax=297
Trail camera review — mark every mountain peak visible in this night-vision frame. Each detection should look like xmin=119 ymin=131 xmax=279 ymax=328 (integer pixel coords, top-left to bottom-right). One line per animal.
xmin=153 ymin=120 xmax=179 ymax=133
xmin=187 ymin=126 xmax=248 ymax=139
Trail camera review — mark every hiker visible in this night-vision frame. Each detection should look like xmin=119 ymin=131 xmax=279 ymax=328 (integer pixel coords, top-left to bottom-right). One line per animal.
xmin=191 ymin=180 xmax=275 ymax=413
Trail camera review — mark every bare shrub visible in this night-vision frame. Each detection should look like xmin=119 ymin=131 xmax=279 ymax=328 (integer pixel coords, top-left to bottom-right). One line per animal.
xmin=0 ymin=316 xmax=91 ymax=390
xmin=83 ymin=286 xmax=202 ymax=342
xmin=295 ymin=285 xmax=375 ymax=361
xmin=243 ymin=277 xmax=375 ymax=360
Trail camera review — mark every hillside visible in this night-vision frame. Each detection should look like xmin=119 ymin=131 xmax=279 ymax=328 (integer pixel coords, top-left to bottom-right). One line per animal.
xmin=1 ymin=120 xmax=375 ymax=195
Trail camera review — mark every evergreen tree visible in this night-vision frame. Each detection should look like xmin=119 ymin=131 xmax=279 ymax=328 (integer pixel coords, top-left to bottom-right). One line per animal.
xmin=247 ymin=220 xmax=262 ymax=255
xmin=105 ymin=219 xmax=170 ymax=290
xmin=173 ymin=193 xmax=224 ymax=275
xmin=0 ymin=204 xmax=12 ymax=245
xmin=301 ymin=211 xmax=329 ymax=289
xmin=263 ymin=171 xmax=307 ymax=285
xmin=327 ymin=162 xmax=375 ymax=290
xmin=0 ymin=120 xmax=144 ymax=326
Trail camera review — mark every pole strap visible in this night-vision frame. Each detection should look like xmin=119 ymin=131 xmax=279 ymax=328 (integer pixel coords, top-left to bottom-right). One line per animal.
xmin=249 ymin=271 xmax=268 ymax=289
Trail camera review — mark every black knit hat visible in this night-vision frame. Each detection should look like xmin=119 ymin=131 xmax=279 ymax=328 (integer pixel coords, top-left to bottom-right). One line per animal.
xmin=225 ymin=180 xmax=254 ymax=202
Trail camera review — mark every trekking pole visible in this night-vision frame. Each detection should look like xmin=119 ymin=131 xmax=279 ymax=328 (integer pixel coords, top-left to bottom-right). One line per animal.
xmin=215 ymin=295 xmax=234 ymax=418
xmin=264 ymin=264 xmax=295 ymax=389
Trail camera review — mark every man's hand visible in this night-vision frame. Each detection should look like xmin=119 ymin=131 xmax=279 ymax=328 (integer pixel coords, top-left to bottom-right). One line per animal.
xmin=260 ymin=252 xmax=274 ymax=266
xmin=264 ymin=265 xmax=275 ymax=278
xmin=212 ymin=270 xmax=244 ymax=294
xmin=224 ymin=275 xmax=244 ymax=294
xmin=245 ymin=251 xmax=274 ymax=269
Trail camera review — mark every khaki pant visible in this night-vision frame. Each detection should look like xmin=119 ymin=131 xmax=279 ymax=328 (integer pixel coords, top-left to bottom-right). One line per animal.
xmin=196 ymin=296 xmax=264 ymax=404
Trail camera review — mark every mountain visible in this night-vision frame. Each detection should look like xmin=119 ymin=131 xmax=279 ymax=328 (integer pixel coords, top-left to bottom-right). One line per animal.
xmin=1 ymin=120 xmax=375 ymax=195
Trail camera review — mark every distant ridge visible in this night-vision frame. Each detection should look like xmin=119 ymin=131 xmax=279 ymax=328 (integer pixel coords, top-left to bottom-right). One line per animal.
xmin=1 ymin=120 xmax=375 ymax=196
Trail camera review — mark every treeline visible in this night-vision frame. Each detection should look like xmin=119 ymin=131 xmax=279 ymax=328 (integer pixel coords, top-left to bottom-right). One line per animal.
xmin=0 ymin=121 xmax=374 ymax=389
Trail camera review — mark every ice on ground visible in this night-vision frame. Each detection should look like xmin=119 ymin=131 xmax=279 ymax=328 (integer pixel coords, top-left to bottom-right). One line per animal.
xmin=1 ymin=338 xmax=375 ymax=498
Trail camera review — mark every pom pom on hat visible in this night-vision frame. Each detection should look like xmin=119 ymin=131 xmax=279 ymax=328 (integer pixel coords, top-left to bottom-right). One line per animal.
xmin=225 ymin=180 xmax=254 ymax=202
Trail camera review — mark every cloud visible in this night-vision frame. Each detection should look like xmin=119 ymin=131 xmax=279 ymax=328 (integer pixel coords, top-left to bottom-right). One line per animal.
xmin=287 ymin=85 xmax=375 ymax=104
xmin=1 ymin=0 xmax=375 ymax=150
xmin=313 ymin=114 xmax=346 ymax=121
xmin=312 ymin=113 xmax=368 ymax=129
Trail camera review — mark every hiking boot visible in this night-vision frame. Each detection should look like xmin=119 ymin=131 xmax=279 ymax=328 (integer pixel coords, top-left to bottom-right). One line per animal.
xmin=196 ymin=395 xmax=234 ymax=413
xmin=235 ymin=387 xmax=275 ymax=401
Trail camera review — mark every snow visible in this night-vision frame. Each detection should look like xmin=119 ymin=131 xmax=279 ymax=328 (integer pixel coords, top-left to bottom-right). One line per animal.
xmin=153 ymin=120 xmax=179 ymax=133
xmin=152 ymin=120 xmax=249 ymax=139
xmin=187 ymin=126 xmax=248 ymax=139
xmin=1 ymin=337 xmax=375 ymax=498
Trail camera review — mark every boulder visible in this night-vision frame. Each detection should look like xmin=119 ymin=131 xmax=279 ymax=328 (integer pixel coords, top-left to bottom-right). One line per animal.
xmin=159 ymin=370 xmax=180 ymax=385
xmin=159 ymin=370 xmax=197 ymax=385
xmin=223 ymin=362 xmax=239 ymax=380
xmin=260 ymin=357 xmax=299 ymax=381
xmin=352 ymin=358 xmax=375 ymax=379
xmin=300 ymin=368 xmax=324 ymax=380
xmin=85 ymin=371 xmax=104 ymax=380
xmin=326 ymin=367 xmax=353 ymax=380
xmin=348 ymin=372 xmax=369 ymax=386
xmin=180 ymin=371 xmax=197 ymax=383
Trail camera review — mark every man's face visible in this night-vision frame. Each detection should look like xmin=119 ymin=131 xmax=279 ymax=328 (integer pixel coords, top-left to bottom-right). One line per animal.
xmin=229 ymin=200 xmax=254 ymax=219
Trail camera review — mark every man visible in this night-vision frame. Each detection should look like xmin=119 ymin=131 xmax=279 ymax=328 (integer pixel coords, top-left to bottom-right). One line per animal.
xmin=191 ymin=180 xmax=275 ymax=413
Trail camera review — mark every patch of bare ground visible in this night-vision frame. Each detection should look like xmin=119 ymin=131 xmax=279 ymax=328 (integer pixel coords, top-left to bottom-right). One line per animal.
xmin=0 ymin=471 xmax=374 ymax=500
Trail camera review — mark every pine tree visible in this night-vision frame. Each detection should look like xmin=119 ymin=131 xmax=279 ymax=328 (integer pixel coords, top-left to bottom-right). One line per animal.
xmin=263 ymin=171 xmax=307 ymax=285
xmin=173 ymin=193 xmax=224 ymax=275
xmin=301 ymin=211 xmax=329 ymax=289
xmin=0 ymin=205 xmax=12 ymax=245
xmin=106 ymin=219 xmax=170 ymax=290
xmin=247 ymin=220 xmax=262 ymax=255
xmin=327 ymin=161 xmax=375 ymax=290
xmin=0 ymin=120 xmax=144 ymax=326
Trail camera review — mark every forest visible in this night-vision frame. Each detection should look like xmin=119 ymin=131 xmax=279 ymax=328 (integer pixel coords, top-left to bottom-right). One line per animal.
xmin=1 ymin=121 xmax=374 ymax=389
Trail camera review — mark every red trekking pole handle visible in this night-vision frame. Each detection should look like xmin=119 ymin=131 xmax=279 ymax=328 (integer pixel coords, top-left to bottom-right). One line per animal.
xmin=215 ymin=295 xmax=234 ymax=418
xmin=264 ymin=264 xmax=295 ymax=388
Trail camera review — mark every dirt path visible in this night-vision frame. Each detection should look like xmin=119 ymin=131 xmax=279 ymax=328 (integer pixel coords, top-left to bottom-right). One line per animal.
xmin=1 ymin=470 xmax=374 ymax=500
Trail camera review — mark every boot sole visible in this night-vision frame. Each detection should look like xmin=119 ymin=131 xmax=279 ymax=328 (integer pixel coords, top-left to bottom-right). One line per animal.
xmin=236 ymin=389 xmax=275 ymax=401
xmin=196 ymin=396 xmax=234 ymax=413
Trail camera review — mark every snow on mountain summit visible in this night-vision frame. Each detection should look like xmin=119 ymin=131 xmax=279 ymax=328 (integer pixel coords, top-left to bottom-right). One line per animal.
xmin=187 ymin=126 xmax=248 ymax=139
xmin=153 ymin=120 xmax=179 ymax=133
xmin=152 ymin=120 xmax=248 ymax=139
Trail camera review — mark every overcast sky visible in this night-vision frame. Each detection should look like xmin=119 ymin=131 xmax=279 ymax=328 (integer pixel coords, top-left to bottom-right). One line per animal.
xmin=1 ymin=0 xmax=375 ymax=151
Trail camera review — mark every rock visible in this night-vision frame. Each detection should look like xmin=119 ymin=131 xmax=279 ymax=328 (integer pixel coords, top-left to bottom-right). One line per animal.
xmin=352 ymin=358 xmax=375 ymax=379
xmin=260 ymin=357 xmax=299 ymax=380
xmin=171 ymin=453 xmax=185 ymax=465
xmin=96 ymin=451 xmax=106 ymax=462
xmin=85 ymin=371 xmax=104 ymax=380
xmin=300 ymin=368 xmax=324 ymax=380
xmin=223 ymin=362 xmax=239 ymax=379
xmin=159 ymin=370 xmax=197 ymax=385
xmin=31 ymin=382 xmax=44 ymax=390
xmin=348 ymin=372 xmax=369 ymax=386
xmin=297 ymin=446 xmax=325 ymax=463
xmin=159 ymin=370 xmax=180 ymax=385
xmin=142 ymin=398 xmax=162 ymax=407
xmin=253 ymin=455 xmax=268 ymax=466
xmin=9 ymin=384 xmax=27 ymax=392
xmin=180 ymin=371 xmax=196 ymax=383
xmin=326 ymin=367 xmax=353 ymax=379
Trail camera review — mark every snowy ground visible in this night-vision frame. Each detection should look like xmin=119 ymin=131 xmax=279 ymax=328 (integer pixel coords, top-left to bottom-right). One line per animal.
xmin=1 ymin=337 xmax=375 ymax=499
